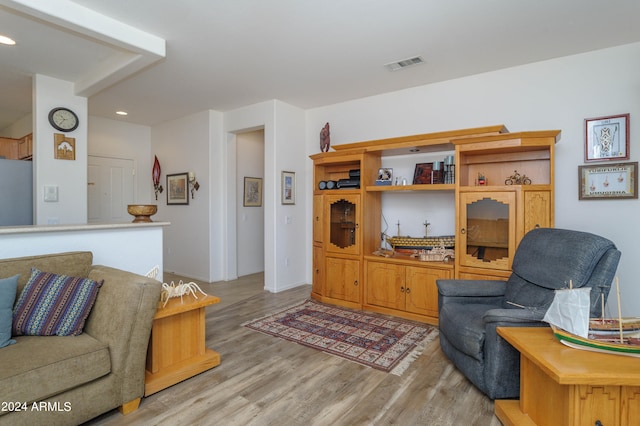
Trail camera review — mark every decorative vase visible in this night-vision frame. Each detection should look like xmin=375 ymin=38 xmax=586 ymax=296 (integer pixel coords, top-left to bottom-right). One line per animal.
xmin=127 ymin=204 xmax=158 ymax=223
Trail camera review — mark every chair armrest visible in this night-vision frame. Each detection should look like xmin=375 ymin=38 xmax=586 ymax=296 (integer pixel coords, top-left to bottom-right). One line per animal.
xmin=437 ymin=279 xmax=507 ymax=297
xmin=483 ymin=307 xmax=547 ymax=324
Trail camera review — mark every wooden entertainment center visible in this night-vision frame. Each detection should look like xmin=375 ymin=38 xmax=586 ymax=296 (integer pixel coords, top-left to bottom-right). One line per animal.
xmin=310 ymin=125 xmax=560 ymax=324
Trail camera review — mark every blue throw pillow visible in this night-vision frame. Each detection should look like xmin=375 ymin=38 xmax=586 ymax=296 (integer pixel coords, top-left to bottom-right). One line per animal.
xmin=12 ymin=268 xmax=103 ymax=337
xmin=0 ymin=274 xmax=19 ymax=348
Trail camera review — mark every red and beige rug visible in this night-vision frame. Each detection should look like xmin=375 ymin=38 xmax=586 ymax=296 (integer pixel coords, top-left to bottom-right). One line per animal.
xmin=243 ymin=299 xmax=438 ymax=375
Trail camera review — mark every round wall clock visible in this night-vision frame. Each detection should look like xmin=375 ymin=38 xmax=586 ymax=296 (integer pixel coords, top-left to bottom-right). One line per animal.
xmin=48 ymin=107 xmax=79 ymax=132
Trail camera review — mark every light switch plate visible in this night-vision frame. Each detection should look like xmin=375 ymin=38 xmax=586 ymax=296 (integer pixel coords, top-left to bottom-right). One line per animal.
xmin=44 ymin=185 xmax=58 ymax=202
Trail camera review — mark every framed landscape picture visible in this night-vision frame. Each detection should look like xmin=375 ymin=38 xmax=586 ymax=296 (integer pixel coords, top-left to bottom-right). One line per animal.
xmin=167 ymin=173 xmax=189 ymax=205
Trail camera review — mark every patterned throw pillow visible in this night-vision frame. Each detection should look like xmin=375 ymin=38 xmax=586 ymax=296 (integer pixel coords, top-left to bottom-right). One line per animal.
xmin=12 ymin=268 xmax=103 ymax=337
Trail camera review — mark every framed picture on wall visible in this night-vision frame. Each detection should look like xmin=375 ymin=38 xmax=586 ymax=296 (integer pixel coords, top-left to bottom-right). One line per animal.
xmin=282 ymin=171 xmax=295 ymax=205
xmin=167 ymin=173 xmax=189 ymax=205
xmin=244 ymin=177 xmax=263 ymax=207
xmin=585 ymin=113 xmax=630 ymax=162
xmin=578 ymin=162 xmax=638 ymax=200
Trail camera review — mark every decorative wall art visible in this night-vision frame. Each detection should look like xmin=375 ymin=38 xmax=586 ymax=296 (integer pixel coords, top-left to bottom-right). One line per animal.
xmin=53 ymin=133 xmax=75 ymax=160
xmin=413 ymin=163 xmax=433 ymax=184
xmin=166 ymin=173 xmax=189 ymax=205
xmin=585 ymin=114 xmax=630 ymax=162
xmin=578 ymin=162 xmax=637 ymax=200
xmin=244 ymin=177 xmax=263 ymax=207
xmin=281 ymin=171 xmax=295 ymax=205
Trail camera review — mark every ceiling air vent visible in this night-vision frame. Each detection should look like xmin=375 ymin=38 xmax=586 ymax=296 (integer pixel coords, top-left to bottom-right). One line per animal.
xmin=385 ymin=56 xmax=425 ymax=71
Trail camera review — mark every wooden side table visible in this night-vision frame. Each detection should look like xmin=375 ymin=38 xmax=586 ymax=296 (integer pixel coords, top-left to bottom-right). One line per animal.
xmin=495 ymin=327 xmax=640 ymax=426
xmin=145 ymin=293 xmax=221 ymax=396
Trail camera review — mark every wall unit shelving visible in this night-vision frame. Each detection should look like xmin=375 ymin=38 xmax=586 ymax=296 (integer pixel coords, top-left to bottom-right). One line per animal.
xmin=310 ymin=125 xmax=560 ymax=324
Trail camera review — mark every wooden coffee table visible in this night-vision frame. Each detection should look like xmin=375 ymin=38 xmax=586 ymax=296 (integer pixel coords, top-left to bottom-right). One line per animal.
xmin=145 ymin=293 xmax=221 ymax=396
xmin=495 ymin=327 xmax=640 ymax=426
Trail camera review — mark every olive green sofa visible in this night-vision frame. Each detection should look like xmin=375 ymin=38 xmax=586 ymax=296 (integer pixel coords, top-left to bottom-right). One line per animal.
xmin=0 ymin=251 xmax=161 ymax=426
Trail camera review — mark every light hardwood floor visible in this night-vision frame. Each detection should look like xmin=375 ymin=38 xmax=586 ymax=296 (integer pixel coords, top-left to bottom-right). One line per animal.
xmin=87 ymin=273 xmax=502 ymax=426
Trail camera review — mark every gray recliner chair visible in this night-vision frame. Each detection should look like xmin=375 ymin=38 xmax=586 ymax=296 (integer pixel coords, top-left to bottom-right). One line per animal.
xmin=437 ymin=228 xmax=621 ymax=400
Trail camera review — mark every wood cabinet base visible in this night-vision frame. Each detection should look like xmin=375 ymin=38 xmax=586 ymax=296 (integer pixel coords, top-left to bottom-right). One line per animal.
xmin=145 ymin=294 xmax=221 ymax=396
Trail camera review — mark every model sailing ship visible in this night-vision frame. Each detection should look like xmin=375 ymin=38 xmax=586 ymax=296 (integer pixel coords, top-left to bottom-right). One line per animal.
xmin=544 ymin=278 xmax=640 ymax=357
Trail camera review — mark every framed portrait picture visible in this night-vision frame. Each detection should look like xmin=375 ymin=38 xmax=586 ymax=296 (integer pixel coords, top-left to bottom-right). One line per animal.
xmin=167 ymin=173 xmax=189 ymax=205
xmin=413 ymin=163 xmax=433 ymax=184
xmin=578 ymin=162 xmax=637 ymax=200
xmin=376 ymin=167 xmax=393 ymax=186
xmin=585 ymin=113 xmax=630 ymax=162
xmin=281 ymin=171 xmax=295 ymax=205
xmin=244 ymin=177 xmax=263 ymax=207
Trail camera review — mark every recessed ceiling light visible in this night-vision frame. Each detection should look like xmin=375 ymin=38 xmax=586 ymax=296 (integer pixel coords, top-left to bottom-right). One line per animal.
xmin=116 ymin=111 xmax=128 ymax=116
xmin=384 ymin=56 xmax=425 ymax=71
xmin=0 ymin=35 xmax=16 ymax=45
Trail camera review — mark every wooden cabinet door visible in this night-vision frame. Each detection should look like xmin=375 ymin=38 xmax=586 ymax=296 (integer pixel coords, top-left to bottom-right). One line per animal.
xmin=365 ymin=261 xmax=404 ymax=310
xmin=312 ymin=244 xmax=324 ymax=296
xmin=325 ymin=194 xmax=360 ymax=256
xmin=523 ymin=190 xmax=551 ymax=235
xmin=325 ymin=257 xmax=360 ymax=303
xmin=458 ymin=191 xmax=516 ymax=272
xmin=405 ymin=266 xmax=451 ymax=317
xmin=313 ymin=195 xmax=323 ymax=243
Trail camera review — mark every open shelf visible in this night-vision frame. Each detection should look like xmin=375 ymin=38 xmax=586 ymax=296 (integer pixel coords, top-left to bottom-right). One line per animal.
xmin=365 ymin=184 xmax=455 ymax=192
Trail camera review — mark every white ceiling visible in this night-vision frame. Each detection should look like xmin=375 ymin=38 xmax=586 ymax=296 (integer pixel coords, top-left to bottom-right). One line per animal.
xmin=2 ymin=0 xmax=640 ymax=130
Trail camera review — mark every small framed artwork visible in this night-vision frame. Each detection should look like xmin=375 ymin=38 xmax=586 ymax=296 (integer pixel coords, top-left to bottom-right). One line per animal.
xmin=413 ymin=163 xmax=433 ymax=184
xmin=578 ymin=162 xmax=638 ymax=200
xmin=281 ymin=171 xmax=295 ymax=205
xmin=167 ymin=173 xmax=189 ymax=205
xmin=376 ymin=168 xmax=393 ymax=186
xmin=54 ymin=133 xmax=76 ymax=160
xmin=244 ymin=177 xmax=263 ymax=207
xmin=585 ymin=113 xmax=630 ymax=162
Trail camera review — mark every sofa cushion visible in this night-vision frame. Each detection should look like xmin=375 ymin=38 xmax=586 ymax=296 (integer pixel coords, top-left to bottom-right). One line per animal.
xmin=0 ymin=334 xmax=110 ymax=404
xmin=439 ymin=303 xmax=500 ymax=362
xmin=0 ymin=275 xmax=19 ymax=348
xmin=12 ymin=268 xmax=103 ymax=336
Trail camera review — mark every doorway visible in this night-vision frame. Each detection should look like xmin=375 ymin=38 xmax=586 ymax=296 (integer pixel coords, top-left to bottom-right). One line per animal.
xmin=235 ymin=129 xmax=265 ymax=277
xmin=88 ymin=155 xmax=135 ymax=223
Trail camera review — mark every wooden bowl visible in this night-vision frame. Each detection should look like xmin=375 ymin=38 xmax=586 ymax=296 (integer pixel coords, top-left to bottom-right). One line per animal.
xmin=127 ymin=204 xmax=158 ymax=223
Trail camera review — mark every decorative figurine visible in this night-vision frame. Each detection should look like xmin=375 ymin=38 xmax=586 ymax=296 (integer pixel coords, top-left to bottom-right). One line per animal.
xmin=504 ymin=170 xmax=532 ymax=185
xmin=320 ymin=122 xmax=331 ymax=152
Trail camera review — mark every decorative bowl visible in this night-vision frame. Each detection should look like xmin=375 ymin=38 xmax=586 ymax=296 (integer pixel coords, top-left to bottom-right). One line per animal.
xmin=127 ymin=204 xmax=158 ymax=223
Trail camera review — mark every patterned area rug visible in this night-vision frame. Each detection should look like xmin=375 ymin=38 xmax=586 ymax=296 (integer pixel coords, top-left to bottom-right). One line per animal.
xmin=243 ymin=299 xmax=438 ymax=375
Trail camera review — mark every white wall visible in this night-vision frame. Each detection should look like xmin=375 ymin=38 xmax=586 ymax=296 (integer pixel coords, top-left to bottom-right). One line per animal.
xmin=236 ymin=129 xmax=265 ymax=277
xmin=33 ymin=74 xmax=88 ymax=225
xmin=306 ymin=42 xmax=640 ymax=317
xmin=0 ymin=224 xmax=165 ymax=277
xmin=87 ymin=116 xmax=152 ymax=204
xmin=152 ymin=110 xmax=214 ymax=281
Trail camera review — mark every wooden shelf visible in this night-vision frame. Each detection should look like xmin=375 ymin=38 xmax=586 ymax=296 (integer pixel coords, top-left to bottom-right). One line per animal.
xmin=366 ymin=183 xmax=455 ymax=192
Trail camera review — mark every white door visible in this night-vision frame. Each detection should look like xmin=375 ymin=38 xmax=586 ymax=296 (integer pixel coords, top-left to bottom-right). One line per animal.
xmin=88 ymin=156 xmax=135 ymax=223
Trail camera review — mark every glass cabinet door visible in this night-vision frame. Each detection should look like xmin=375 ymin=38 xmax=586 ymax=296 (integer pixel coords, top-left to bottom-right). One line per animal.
xmin=325 ymin=194 xmax=360 ymax=255
xmin=459 ymin=192 xmax=515 ymax=271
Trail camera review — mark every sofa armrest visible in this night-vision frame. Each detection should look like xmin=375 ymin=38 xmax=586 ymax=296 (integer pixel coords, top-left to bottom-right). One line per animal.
xmin=85 ymin=265 xmax=161 ymax=404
